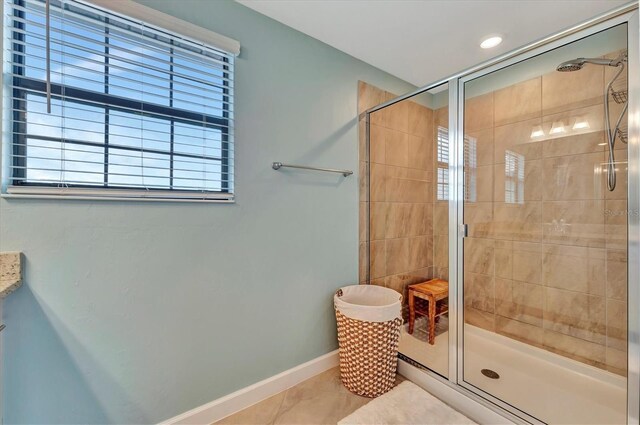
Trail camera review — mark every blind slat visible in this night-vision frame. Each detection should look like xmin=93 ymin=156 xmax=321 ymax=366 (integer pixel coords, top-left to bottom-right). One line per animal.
xmin=9 ymin=179 xmax=226 ymax=191
xmin=10 ymin=165 xmax=229 ymax=183
xmin=9 ymin=27 xmax=234 ymax=84
xmin=8 ymin=41 xmax=235 ymax=92
xmin=9 ymin=90 xmax=234 ymax=131
xmin=8 ymin=20 xmax=234 ymax=77
xmin=13 ymin=0 xmax=235 ymax=68
xmin=12 ymin=125 xmax=236 ymax=154
xmin=8 ymin=66 xmax=235 ymax=111
xmin=9 ymin=93 xmax=235 ymax=126
xmin=7 ymin=186 xmax=234 ymax=201
xmin=11 ymin=141 xmax=235 ymax=162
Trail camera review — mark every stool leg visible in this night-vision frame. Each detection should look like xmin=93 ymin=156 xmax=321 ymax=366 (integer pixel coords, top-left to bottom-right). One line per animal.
xmin=428 ymin=296 xmax=436 ymax=345
xmin=408 ymin=290 xmax=415 ymax=334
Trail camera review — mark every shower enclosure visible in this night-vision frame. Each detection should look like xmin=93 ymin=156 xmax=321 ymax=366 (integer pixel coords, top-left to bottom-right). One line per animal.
xmin=359 ymin=4 xmax=638 ymax=424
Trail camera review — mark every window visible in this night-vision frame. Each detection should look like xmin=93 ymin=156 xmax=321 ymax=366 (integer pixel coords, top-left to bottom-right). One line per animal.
xmin=4 ymin=0 xmax=237 ymax=201
xmin=436 ymin=126 xmax=476 ymax=202
xmin=505 ymin=150 xmax=525 ymax=204
xmin=436 ymin=127 xmax=449 ymax=201
xmin=464 ymin=135 xmax=477 ymax=203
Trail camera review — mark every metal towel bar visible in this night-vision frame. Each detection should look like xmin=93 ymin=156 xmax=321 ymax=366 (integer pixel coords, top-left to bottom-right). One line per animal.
xmin=272 ymin=162 xmax=353 ymax=177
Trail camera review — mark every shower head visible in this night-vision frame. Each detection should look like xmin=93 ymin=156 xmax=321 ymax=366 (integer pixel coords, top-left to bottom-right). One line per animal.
xmin=556 ymin=53 xmax=627 ymax=72
xmin=556 ymin=60 xmax=587 ymax=72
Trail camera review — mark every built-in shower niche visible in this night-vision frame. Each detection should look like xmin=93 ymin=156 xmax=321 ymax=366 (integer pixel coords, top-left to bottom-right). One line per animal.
xmin=358 ymin=81 xmax=450 ymax=377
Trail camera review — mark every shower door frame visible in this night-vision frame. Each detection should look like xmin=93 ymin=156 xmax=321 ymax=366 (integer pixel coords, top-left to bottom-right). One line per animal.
xmin=453 ymin=8 xmax=640 ymax=424
xmin=363 ymin=3 xmax=639 ymax=423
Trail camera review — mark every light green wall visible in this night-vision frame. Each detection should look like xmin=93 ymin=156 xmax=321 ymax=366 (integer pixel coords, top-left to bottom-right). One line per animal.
xmin=0 ymin=0 xmax=414 ymax=422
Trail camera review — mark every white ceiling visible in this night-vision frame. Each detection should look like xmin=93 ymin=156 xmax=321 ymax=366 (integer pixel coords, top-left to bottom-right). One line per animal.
xmin=238 ymin=0 xmax=629 ymax=87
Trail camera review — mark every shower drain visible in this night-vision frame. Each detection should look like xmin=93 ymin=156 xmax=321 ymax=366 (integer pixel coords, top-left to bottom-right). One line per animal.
xmin=481 ymin=368 xmax=500 ymax=379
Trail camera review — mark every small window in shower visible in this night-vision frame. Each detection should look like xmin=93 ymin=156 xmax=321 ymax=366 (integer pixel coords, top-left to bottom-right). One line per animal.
xmin=464 ymin=138 xmax=477 ymax=203
xmin=504 ymin=150 xmax=524 ymax=204
xmin=437 ymin=127 xmax=449 ymax=201
xmin=436 ymin=126 xmax=476 ymax=202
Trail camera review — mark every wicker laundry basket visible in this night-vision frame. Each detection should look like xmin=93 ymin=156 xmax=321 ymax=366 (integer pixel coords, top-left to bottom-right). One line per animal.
xmin=334 ymin=285 xmax=402 ymax=398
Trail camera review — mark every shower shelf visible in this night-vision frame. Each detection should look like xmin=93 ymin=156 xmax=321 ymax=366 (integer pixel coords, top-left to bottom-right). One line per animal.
xmin=611 ymin=88 xmax=627 ymax=104
xmin=618 ymin=128 xmax=628 ymax=143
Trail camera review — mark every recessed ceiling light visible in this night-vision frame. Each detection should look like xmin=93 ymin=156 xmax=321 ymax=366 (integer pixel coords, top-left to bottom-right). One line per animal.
xmin=480 ymin=35 xmax=503 ymax=49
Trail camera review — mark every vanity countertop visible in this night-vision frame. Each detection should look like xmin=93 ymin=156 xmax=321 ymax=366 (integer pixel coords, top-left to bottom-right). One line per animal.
xmin=0 ymin=252 xmax=22 ymax=298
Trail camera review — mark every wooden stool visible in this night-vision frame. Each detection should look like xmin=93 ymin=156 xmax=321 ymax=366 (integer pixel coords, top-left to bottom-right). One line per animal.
xmin=408 ymin=279 xmax=449 ymax=345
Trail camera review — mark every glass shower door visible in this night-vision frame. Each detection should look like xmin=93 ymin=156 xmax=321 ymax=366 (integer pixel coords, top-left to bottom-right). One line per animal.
xmin=364 ymin=83 xmax=451 ymax=378
xmin=461 ymin=24 xmax=629 ymax=424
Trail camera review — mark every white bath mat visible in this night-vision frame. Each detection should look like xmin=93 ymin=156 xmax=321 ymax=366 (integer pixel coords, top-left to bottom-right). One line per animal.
xmin=338 ymin=381 xmax=476 ymax=425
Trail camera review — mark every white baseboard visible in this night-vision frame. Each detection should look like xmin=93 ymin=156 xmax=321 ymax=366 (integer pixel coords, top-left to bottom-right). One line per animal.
xmin=398 ymin=360 xmax=516 ymax=425
xmin=159 ymin=350 xmax=339 ymax=425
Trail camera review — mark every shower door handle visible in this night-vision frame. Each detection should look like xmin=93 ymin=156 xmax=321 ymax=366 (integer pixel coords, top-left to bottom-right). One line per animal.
xmin=460 ymin=224 xmax=469 ymax=238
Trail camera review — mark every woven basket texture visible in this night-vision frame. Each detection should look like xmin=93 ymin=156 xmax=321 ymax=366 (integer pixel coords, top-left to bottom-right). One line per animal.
xmin=335 ymin=309 xmax=402 ymax=397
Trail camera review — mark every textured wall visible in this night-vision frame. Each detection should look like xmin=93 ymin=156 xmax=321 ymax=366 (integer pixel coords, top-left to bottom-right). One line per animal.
xmin=0 ymin=1 xmax=414 ymax=422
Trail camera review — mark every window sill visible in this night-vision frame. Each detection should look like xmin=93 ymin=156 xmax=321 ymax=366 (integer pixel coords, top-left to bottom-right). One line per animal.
xmin=2 ymin=187 xmax=234 ymax=204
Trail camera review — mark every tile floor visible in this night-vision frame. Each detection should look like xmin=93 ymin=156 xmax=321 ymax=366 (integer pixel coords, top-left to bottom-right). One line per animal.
xmin=215 ymin=367 xmax=405 ymax=425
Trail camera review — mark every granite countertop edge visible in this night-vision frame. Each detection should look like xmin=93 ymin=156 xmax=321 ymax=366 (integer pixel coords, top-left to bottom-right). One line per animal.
xmin=0 ymin=252 xmax=23 ymax=299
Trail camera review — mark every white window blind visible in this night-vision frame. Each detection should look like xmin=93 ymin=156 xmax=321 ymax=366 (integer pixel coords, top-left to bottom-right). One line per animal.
xmin=436 ymin=126 xmax=449 ymax=201
xmin=464 ymin=136 xmax=477 ymax=203
xmin=505 ymin=150 xmax=525 ymax=204
xmin=436 ymin=126 xmax=477 ymax=202
xmin=4 ymin=0 xmax=235 ymax=201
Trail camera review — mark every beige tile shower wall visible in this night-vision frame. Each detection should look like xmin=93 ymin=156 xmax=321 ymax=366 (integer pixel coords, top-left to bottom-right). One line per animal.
xmin=463 ymin=55 xmax=628 ymax=375
xmin=358 ymin=82 xmax=436 ymax=317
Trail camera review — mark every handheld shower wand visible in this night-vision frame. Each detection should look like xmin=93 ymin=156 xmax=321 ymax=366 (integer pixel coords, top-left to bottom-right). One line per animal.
xmin=556 ymin=51 xmax=628 ymax=191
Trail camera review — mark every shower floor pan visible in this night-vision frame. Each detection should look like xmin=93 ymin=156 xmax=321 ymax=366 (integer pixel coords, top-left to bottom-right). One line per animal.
xmin=399 ymin=324 xmax=626 ymax=424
